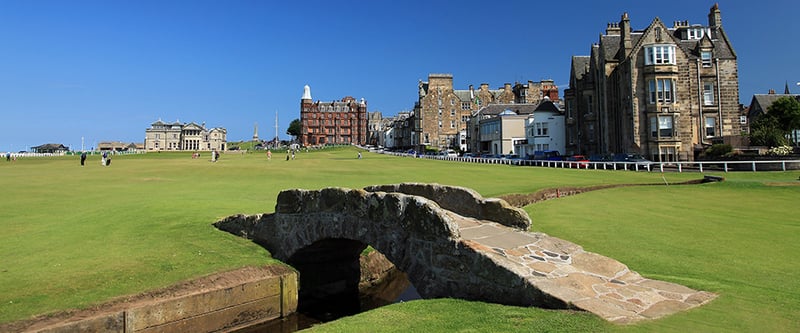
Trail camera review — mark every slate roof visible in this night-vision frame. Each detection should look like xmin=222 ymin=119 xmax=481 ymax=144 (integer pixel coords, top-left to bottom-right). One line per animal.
xmin=534 ymin=99 xmax=563 ymax=113
xmin=571 ymin=56 xmax=590 ymax=80
xmin=473 ymin=103 xmax=538 ymax=118
xmin=748 ymin=94 xmax=800 ymax=118
xmin=454 ymin=90 xmax=473 ymax=101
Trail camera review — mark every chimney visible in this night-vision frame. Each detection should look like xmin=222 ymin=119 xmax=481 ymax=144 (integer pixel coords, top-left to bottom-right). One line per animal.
xmin=504 ymin=83 xmax=512 ymax=91
xmin=469 ymin=84 xmax=474 ymax=99
xmin=606 ymin=22 xmax=620 ymax=36
xmin=708 ymin=3 xmax=722 ymax=27
xmin=620 ymin=12 xmax=632 ymax=55
xmin=768 ymin=89 xmax=776 ymax=95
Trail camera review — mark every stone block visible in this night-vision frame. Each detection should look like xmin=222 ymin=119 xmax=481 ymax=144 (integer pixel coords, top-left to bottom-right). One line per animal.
xmin=125 ymin=276 xmax=283 ymax=332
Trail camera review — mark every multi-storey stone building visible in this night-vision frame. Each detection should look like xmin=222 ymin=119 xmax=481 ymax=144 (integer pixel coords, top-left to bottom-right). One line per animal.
xmin=299 ymin=85 xmax=368 ymax=146
xmin=565 ymin=4 xmax=740 ymax=161
xmin=144 ymin=120 xmax=226 ymax=151
xmin=413 ymin=73 xmax=559 ymax=153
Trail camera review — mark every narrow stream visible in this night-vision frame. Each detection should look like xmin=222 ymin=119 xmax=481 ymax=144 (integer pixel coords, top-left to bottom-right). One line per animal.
xmin=234 ymin=268 xmax=420 ymax=332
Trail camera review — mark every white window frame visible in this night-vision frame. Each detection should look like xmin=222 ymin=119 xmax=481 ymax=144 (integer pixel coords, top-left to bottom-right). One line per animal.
xmin=658 ymin=115 xmax=674 ymax=137
xmin=705 ymin=117 xmax=716 ymax=137
xmin=644 ymin=45 xmax=676 ymax=65
xmin=701 ymin=51 xmax=712 ymax=67
xmin=703 ymin=82 xmax=715 ymax=105
xmin=648 ymin=78 xmax=676 ymax=104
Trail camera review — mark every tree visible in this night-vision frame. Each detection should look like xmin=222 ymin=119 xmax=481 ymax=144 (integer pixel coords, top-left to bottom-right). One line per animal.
xmin=767 ymin=96 xmax=800 ymax=135
xmin=750 ymin=96 xmax=800 ymax=147
xmin=286 ymin=119 xmax=301 ymax=142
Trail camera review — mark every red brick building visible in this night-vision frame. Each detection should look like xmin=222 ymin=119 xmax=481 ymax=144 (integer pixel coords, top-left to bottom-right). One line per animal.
xmin=300 ymin=85 xmax=368 ymax=146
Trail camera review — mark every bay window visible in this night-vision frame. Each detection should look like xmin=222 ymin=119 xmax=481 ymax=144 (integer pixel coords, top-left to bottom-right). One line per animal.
xmin=651 ymin=115 xmax=674 ymax=138
xmin=648 ymin=78 xmax=675 ymax=104
xmin=644 ymin=45 xmax=676 ymax=65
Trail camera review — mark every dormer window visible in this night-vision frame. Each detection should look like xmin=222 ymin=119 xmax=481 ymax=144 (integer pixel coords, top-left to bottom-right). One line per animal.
xmin=686 ymin=27 xmax=710 ymax=40
xmin=644 ymin=45 xmax=676 ymax=65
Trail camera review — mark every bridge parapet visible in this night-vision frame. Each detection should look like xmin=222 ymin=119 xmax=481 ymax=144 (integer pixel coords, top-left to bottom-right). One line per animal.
xmin=364 ymin=183 xmax=531 ymax=230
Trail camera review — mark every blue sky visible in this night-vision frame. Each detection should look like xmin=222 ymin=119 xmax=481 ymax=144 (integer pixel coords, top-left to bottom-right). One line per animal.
xmin=1 ymin=0 xmax=798 ymax=151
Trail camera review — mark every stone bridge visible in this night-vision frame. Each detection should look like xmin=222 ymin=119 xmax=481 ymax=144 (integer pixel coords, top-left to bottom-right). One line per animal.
xmin=214 ymin=183 xmax=715 ymax=323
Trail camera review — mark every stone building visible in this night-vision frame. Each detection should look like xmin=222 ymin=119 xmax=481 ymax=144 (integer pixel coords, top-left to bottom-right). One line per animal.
xmin=299 ymin=85 xmax=368 ymax=146
xmin=144 ymin=120 xmax=227 ymax=151
xmin=367 ymin=111 xmax=384 ymax=147
xmin=414 ymin=73 xmax=559 ymax=153
xmin=565 ymin=4 xmax=740 ymax=162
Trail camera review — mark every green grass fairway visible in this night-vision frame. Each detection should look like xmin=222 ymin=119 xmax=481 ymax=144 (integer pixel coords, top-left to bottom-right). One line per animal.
xmin=1 ymin=147 xmax=798 ymax=332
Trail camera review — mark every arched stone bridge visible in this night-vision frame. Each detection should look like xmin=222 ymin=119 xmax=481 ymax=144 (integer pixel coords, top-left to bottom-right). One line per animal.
xmin=214 ymin=183 xmax=715 ymax=323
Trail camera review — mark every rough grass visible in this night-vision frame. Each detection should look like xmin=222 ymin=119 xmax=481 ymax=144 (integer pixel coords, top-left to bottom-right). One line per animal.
xmin=1 ymin=147 xmax=798 ymax=332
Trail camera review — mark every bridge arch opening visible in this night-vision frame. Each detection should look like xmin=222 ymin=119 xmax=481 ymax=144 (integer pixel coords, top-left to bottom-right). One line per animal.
xmin=286 ymin=238 xmax=419 ymax=322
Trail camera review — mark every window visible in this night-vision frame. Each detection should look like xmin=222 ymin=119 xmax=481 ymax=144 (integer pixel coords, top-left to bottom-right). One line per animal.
xmin=701 ymin=51 xmax=712 ymax=67
xmin=687 ymin=28 xmax=707 ymax=40
xmin=705 ymin=117 xmax=716 ymax=137
xmin=450 ymin=120 xmax=456 ymax=128
xmin=450 ymin=109 xmax=456 ymax=116
xmin=648 ymin=79 xmax=675 ymax=103
xmin=658 ymin=115 xmax=674 ymax=137
xmin=536 ymin=122 xmax=549 ymax=136
xmin=461 ymin=102 xmax=470 ymax=110
xmin=650 ymin=117 xmax=658 ymax=137
xmin=644 ymin=45 xmax=676 ymax=65
xmin=703 ymin=82 xmax=715 ymax=105
xmin=438 ymin=121 xmax=442 ymax=128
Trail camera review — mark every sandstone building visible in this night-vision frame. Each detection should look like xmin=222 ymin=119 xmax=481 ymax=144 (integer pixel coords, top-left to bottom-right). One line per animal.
xmin=565 ymin=4 xmax=740 ymax=161
xmin=413 ymin=73 xmax=559 ymax=153
xmin=299 ymin=85 xmax=368 ymax=146
xmin=144 ymin=120 xmax=227 ymax=151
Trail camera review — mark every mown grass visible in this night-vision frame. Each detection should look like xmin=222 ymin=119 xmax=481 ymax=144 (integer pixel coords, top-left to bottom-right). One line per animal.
xmin=1 ymin=147 xmax=798 ymax=332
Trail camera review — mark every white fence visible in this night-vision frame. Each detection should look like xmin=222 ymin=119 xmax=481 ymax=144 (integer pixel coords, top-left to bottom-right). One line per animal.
xmin=376 ymin=150 xmax=800 ymax=172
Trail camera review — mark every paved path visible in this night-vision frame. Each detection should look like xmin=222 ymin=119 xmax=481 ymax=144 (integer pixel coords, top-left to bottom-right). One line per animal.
xmin=449 ymin=212 xmax=716 ymax=324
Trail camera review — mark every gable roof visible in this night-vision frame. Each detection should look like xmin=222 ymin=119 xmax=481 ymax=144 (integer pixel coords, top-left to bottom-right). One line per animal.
xmin=473 ymin=103 xmax=538 ymax=118
xmin=748 ymin=94 xmax=800 ymax=118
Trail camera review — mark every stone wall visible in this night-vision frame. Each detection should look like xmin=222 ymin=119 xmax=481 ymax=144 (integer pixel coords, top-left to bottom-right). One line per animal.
xmin=363 ymin=183 xmax=531 ymax=230
xmin=14 ymin=267 xmax=297 ymax=333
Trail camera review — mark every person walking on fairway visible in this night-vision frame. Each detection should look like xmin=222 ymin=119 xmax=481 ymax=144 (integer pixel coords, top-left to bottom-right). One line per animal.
xmin=80 ymin=151 xmax=87 ymax=166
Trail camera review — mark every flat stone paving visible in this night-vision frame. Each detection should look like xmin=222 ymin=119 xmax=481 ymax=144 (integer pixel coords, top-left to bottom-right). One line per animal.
xmin=451 ymin=213 xmax=717 ymax=323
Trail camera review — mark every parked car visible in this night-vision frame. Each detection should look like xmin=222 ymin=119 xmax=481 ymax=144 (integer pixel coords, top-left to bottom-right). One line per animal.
xmin=567 ymin=155 xmax=590 ymax=168
xmin=613 ymin=153 xmax=652 ymax=166
xmin=532 ymin=150 xmax=563 ymax=161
